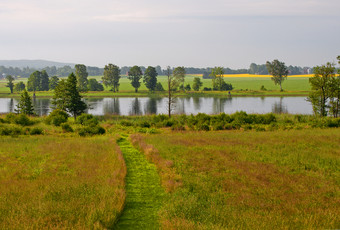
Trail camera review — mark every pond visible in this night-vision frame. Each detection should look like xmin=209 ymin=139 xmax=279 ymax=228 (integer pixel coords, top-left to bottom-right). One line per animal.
xmin=0 ymin=96 xmax=313 ymax=116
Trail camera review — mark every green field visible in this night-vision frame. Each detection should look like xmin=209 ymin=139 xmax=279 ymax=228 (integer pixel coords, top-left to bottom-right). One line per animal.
xmin=0 ymin=75 xmax=311 ymax=97
xmin=0 ymin=113 xmax=339 ymax=229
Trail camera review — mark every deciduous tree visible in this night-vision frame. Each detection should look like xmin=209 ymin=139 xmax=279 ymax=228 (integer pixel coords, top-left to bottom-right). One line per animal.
xmin=27 ymin=71 xmax=41 ymax=95
xmin=173 ymin=67 xmax=186 ymax=91
xmin=103 ymin=64 xmax=120 ymax=92
xmin=40 ymin=70 xmax=49 ymax=91
xmin=192 ymin=77 xmax=203 ymax=91
xmin=14 ymin=82 xmax=25 ymax=92
xmin=266 ymin=60 xmax=289 ymax=91
xmin=49 ymin=76 xmax=59 ymax=90
xmin=75 ymin=64 xmax=88 ymax=92
xmin=128 ymin=66 xmax=143 ymax=93
xmin=144 ymin=66 xmax=158 ymax=92
xmin=210 ymin=67 xmax=224 ymax=91
xmin=6 ymin=75 xmax=14 ymax=93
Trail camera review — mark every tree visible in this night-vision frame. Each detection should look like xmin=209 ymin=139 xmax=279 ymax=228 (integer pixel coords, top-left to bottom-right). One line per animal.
xmin=128 ymin=66 xmax=143 ymax=92
xmin=15 ymin=90 xmax=35 ymax=115
xmin=14 ymin=82 xmax=25 ymax=92
xmin=166 ymin=66 xmax=180 ymax=117
xmin=27 ymin=71 xmax=41 ymax=94
xmin=173 ymin=67 xmax=186 ymax=91
xmin=40 ymin=70 xmax=49 ymax=91
xmin=6 ymin=75 xmax=14 ymax=93
xmin=144 ymin=66 xmax=158 ymax=92
xmin=88 ymin=79 xmax=104 ymax=91
xmin=308 ymin=62 xmax=335 ymax=117
xmin=75 ymin=64 xmax=88 ymax=92
xmin=103 ymin=64 xmax=120 ymax=92
xmin=155 ymin=82 xmax=164 ymax=91
xmin=210 ymin=67 xmax=224 ymax=91
xmin=52 ymin=73 xmax=87 ymax=119
xmin=192 ymin=77 xmax=203 ymax=91
xmin=49 ymin=76 xmax=59 ymax=90
xmin=266 ymin=60 xmax=289 ymax=91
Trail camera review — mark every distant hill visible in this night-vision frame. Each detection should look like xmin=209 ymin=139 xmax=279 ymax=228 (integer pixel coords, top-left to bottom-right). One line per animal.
xmin=0 ymin=60 xmax=76 ymax=68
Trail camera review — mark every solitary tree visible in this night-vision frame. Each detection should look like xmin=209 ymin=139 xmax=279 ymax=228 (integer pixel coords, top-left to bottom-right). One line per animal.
xmin=308 ymin=62 xmax=335 ymax=116
xmin=144 ymin=66 xmax=158 ymax=92
xmin=173 ymin=67 xmax=186 ymax=91
xmin=49 ymin=76 xmax=59 ymax=90
xmin=52 ymin=73 xmax=87 ymax=119
xmin=166 ymin=66 xmax=180 ymax=117
xmin=192 ymin=77 xmax=203 ymax=91
xmin=6 ymin=75 xmax=14 ymax=93
xmin=102 ymin=64 xmax=120 ymax=92
xmin=266 ymin=59 xmax=289 ymax=91
xmin=75 ymin=64 xmax=88 ymax=92
xmin=40 ymin=70 xmax=49 ymax=91
xmin=210 ymin=67 xmax=224 ymax=90
xmin=87 ymin=79 xmax=104 ymax=91
xmin=15 ymin=89 xmax=35 ymax=115
xmin=14 ymin=82 xmax=25 ymax=92
xmin=27 ymin=71 xmax=41 ymax=94
xmin=128 ymin=66 xmax=143 ymax=92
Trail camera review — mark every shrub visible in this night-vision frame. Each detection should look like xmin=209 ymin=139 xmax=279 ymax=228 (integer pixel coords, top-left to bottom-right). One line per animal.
xmin=76 ymin=114 xmax=99 ymax=126
xmin=5 ymin=113 xmax=17 ymax=124
xmin=14 ymin=114 xmax=32 ymax=126
xmin=77 ymin=125 xmax=105 ymax=136
xmin=30 ymin=127 xmax=43 ymax=135
xmin=61 ymin=123 xmax=74 ymax=132
xmin=171 ymin=124 xmax=186 ymax=131
xmin=138 ymin=121 xmax=151 ymax=128
xmin=196 ymin=123 xmax=210 ymax=131
xmin=46 ymin=110 xmax=69 ymax=126
xmin=212 ymin=122 xmax=224 ymax=131
xmin=120 ymin=120 xmax=134 ymax=126
xmin=0 ymin=118 xmax=4 ymax=123
xmin=0 ymin=126 xmax=24 ymax=136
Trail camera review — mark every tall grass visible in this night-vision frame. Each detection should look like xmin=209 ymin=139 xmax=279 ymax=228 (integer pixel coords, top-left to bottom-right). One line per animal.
xmin=142 ymin=129 xmax=340 ymax=229
xmin=0 ymin=136 xmax=126 ymax=229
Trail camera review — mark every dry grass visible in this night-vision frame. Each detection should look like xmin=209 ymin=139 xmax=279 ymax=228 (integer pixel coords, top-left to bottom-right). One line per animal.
xmin=143 ymin=129 xmax=340 ymax=229
xmin=130 ymin=134 xmax=182 ymax=193
xmin=0 ymin=136 xmax=126 ymax=229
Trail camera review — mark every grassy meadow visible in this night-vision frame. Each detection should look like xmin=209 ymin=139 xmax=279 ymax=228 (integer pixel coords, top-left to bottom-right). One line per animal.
xmin=0 ymin=74 xmax=311 ymax=97
xmin=137 ymin=129 xmax=340 ymax=229
xmin=0 ymin=112 xmax=339 ymax=229
xmin=0 ymin=135 xmax=126 ymax=229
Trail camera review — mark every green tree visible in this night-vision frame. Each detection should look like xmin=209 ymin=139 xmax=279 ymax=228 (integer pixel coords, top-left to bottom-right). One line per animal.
xmin=88 ymin=79 xmax=104 ymax=91
xmin=49 ymin=76 xmax=59 ymax=90
xmin=192 ymin=77 xmax=203 ymax=91
xmin=102 ymin=64 xmax=120 ymax=92
xmin=6 ymin=75 xmax=14 ymax=93
xmin=40 ymin=70 xmax=49 ymax=91
xmin=144 ymin=66 xmax=158 ymax=92
xmin=14 ymin=82 xmax=25 ymax=92
xmin=27 ymin=71 xmax=41 ymax=94
xmin=166 ymin=66 xmax=180 ymax=117
xmin=15 ymin=90 xmax=35 ymax=115
xmin=75 ymin=64 xmax=88 ymax=92
xmin=308 ymin=62 xmax=335 ymax=117
xmin=266 ymin=59 xmax=289 ymax=91
xmin=173 ymin=66 xmax=186 ymax=91
xmin=210 ymin=67 xmax=224 ymax=91
xmin=128 ymin=66 xmax=143 ymax=92
xmin=52 ymin=73 xmax=87 ymax=119
xmin=155 ymin=82 xmax=164 ymax=91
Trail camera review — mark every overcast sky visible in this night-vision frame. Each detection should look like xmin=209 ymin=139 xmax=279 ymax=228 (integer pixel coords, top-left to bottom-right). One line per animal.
xmin=0 ymin=0 xmax=339 ymax=68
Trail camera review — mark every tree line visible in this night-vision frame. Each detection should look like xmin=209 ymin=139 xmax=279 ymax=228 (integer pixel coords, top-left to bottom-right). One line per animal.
xmin=0 ymin=62 xmax=314 ymax=80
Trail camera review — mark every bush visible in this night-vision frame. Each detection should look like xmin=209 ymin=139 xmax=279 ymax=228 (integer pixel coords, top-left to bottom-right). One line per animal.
xmin=61 ymin=123 xmax=74 ymax=132
xmin=76 ymin=114 xmax=99 ymax=126
xmin=203 ymin=87 xmax=212 ymax=91
xmin=0 ymin=118 xmax=4 ymax=123
xmin=138 ymin=121 xmax=151 ymax=128
xmin=5 ymin=113 xmax=32 ymax=126
xmin=0 ymin=126 xmax=24 ymax=136
xmin=30 ymin=127 xmax=43 ymax=135
xmin=46 ymin=110 xmax=69 ymax=126
xmin=77 ymin=125 xmax=106 ymax=136
xmin=120 ymin=120 xmax=134 ymax=126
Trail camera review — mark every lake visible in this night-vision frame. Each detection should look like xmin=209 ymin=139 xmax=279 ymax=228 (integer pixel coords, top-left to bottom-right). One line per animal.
xmin=0 ymin=96 xmax=313 ymax=116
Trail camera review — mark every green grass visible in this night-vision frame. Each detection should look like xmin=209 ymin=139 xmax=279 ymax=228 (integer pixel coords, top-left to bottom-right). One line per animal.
xmin=0 ymin=135 xmax=126 ymax=229
xmin=0 ymin=75 xmax=311 ymax=97
xmin=115 ymin=136 xmax=165 ymax=229
xmin=140 ymin=129 xmax=340 ymax=229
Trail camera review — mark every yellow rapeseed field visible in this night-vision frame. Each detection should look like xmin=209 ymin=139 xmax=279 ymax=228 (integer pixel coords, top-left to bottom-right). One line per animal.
xmin=190 ymin=74 xmax=313 ymax=78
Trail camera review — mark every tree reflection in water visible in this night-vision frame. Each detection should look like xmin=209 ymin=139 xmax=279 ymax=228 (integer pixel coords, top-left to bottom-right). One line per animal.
xmin=272 ymin=97 xmax=288 ymax=114
xmin=103 ymin=98 xmax=120 ymax=115
xmin=130 ymin=97 xmax=142 ymax=115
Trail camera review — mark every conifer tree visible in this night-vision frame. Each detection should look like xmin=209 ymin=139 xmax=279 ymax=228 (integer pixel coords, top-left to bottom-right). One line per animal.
xmin=16 ymin=89 xmax=35 ymax=115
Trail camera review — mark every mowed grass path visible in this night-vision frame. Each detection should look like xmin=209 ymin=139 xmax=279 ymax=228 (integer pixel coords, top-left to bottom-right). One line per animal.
xmin=142 ymin=129 xmax=340 ymax=229
xmin=115 ymin=136 xmax=165 ymax=229
xmin=0 ymin=136 xmax=126 ymax=229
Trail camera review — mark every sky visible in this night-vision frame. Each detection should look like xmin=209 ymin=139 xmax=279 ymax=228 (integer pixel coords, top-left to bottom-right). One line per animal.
xmin=0 ymin=0 xmax=339 ymax=69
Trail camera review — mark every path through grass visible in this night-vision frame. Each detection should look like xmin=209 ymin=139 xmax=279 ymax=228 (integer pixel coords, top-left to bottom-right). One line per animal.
xmin=115 ymin=136 xmax=165 ymax=229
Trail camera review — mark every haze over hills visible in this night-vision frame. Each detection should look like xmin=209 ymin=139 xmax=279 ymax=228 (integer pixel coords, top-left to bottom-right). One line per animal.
xmin=0 ymin=60 xmax=75 ymax=68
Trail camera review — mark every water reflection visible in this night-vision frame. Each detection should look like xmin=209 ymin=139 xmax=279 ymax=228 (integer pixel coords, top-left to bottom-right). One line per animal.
xmin=0 ymin=96 xmax=313 ymax=116
xmin=130 ymin=98 xmax=142 ymax=115
xmin=272 ymin=97 xmax=288 ymax=114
